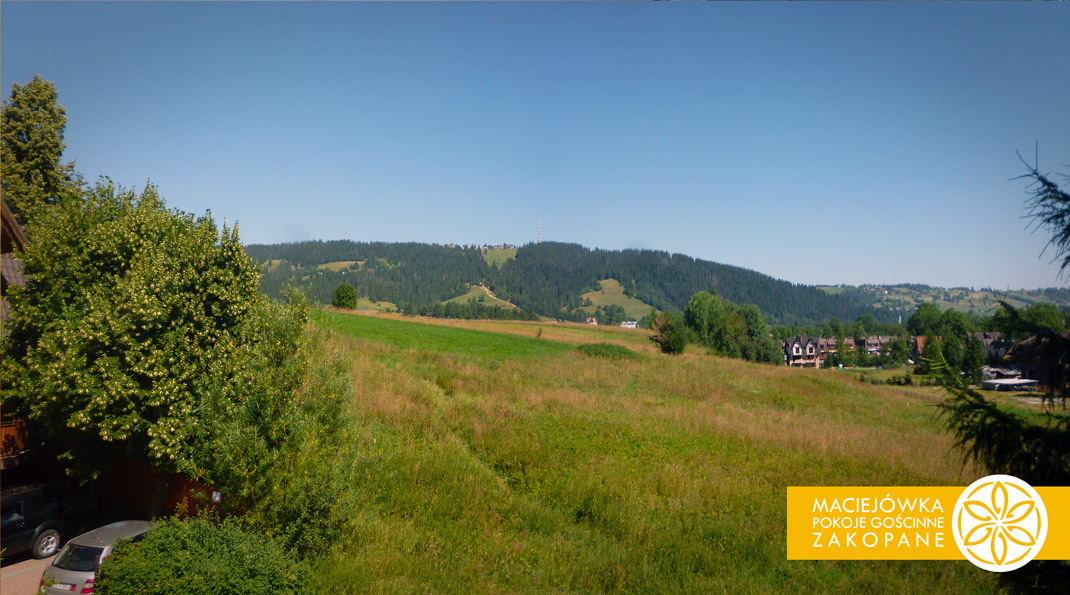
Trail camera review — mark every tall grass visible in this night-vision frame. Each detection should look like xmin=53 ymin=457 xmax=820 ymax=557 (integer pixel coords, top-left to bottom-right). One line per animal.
xmin=306 ymin=312 xmax=995 ymax=593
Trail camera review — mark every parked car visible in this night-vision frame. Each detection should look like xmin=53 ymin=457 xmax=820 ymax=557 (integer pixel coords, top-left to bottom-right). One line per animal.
xmin=0 ymin=484 xmax=65 ymax=558
xmin=38 ymin=520 xmax=152 ymax=595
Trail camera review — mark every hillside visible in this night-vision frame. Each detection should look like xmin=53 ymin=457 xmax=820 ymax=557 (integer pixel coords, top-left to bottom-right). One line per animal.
xmin=303 ymin=310 xmax=997 ymax=592
xmin=247 ymin=240 xmax=1070 ymax=326
xmin=820 ymin=284 xmax=1070 ymax=317
xmin=245 ymin=241 xmax=884 ymax=326
xmin=581 ymin=279 xmax=655 ymax=320
xmin=445 ymin=284 xmax=518 ymax=310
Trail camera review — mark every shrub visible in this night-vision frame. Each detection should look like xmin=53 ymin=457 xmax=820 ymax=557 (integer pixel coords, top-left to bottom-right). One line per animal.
xmin=577 ymin=343 xmax=639 ymax=360
xmin=198 ymin=301 xmax=356 ymax=556
xmin=650 ymin=312 xmax=689 ymax=355
xmin=332 ymin=283 xmax=358 ymax=309
xmin=96 ymin=516 xmax=307 ymax=595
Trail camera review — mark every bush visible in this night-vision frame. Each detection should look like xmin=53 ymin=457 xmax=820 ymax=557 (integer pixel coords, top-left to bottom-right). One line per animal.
xmin=650 ymin=312 xmax=689 ymax=355
xmin=197 ymin=298 xmax=356 ymax=556
xmin=96 ymin=516 xmax=307 ymax=595
xmin=577 ymin=343 xmax=639 ymax=360
xmin=332 ymin=283 xmax=358 ymax=309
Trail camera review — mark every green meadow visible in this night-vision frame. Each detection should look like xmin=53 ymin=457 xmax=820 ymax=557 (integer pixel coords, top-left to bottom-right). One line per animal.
xmin=318 ymin=260 xmax=360 ymax=272
xmin=581 ymin=279 xmax=656 ymax=320
xmin=312 ymin=310 xmax=568 ymax=360
xmin=483 ymin=248 xmax=517 ymax=268
xmin=307 ymin=311 xmax=996 ymax=593
xmin=445 ymin=284 xmax=519 ymax=310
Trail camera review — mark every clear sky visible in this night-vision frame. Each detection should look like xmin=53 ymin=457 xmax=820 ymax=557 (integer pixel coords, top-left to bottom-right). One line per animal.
xmin=3 ymin=2 xmax=1069 ymax=289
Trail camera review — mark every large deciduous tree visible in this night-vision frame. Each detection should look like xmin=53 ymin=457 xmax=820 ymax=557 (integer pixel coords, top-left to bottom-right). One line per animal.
xmin=1 ymin=75 xmax=80 ymax=226
xmin=906 ymin=302 xmax=942 ymax=337
xmin=2 ymin=179 xmax=262 ymax=480
xmin=683 ymin=290 xmax=780 ymax=363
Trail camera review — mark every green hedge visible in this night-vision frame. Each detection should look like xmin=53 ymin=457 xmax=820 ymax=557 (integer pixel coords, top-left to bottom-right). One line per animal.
xmin=97 ymin=517 xmax=307 ymax=595
xmin=576 ymin=343 xmax=640 ymax=360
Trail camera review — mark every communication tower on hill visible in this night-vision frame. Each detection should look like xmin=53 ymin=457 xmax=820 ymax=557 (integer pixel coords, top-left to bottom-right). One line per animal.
xmin=538 ymin=219 xmax=541 ymax=244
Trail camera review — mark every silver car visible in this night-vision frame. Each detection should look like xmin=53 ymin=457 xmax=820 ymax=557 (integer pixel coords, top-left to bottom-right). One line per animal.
xmin=38 ymin=520 xmax=151 ymax=594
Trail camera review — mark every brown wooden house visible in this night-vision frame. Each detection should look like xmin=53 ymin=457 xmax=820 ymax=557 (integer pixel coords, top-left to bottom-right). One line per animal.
xmin=2 ymin=196 xmax=30 ymax=469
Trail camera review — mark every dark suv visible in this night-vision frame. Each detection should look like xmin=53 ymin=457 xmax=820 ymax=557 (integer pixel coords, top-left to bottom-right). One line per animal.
xmin=1 ymin=484 xmax=65 ymax=558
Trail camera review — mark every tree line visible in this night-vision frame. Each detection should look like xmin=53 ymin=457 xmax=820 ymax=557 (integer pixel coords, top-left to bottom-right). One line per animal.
xmin=247 ymin=239 xmax=889 ymax=326
xmin=648 ymin=289 xmax=781 ymax=363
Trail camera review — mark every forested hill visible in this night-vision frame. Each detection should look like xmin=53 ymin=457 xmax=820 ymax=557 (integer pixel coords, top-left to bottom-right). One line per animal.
xmin=244 ymin=240 xmax=883 ymax=325
xmin=487 ymin=242 xmax=882 ymax=325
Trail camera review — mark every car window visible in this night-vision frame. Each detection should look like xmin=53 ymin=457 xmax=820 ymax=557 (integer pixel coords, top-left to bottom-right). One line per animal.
xmin=1 ymin=501 xmax=24 ymax=524
xmin=53 ymin=544 xmax=105 ymax=572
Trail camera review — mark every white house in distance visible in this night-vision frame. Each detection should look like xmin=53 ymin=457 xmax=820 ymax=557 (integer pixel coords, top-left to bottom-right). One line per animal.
xmin=620 ymin=321 xmax=639 ymax=329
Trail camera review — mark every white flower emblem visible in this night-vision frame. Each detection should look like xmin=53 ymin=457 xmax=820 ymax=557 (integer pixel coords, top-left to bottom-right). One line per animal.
xmin=952 ymin=474 xmax=1047 ymax=572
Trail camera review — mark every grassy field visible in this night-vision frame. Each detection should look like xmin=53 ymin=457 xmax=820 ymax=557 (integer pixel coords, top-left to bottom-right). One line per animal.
xmin=261 ymin=259 xmax=286 ymax=272
xmin=304 ymin=310 xmax=996 ymax=593
xmin=483 ymin=248 xmax=517 ymax=268
xmin=318 ymin=260 xmax=359 ymax=272
xmin=581 ymin=279 xmax=656 ymax=320
xmin=356 ymin=297 xmax=397 ymax=312
xmin=445 ymin=284 xmax=518 ymax=310
xmin=313 ymin=310 xmax=570 ymax=360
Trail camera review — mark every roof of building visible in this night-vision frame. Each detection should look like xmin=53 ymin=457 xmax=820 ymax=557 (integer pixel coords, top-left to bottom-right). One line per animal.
xmin=1 ymin=196 xmax=29 ymax=330
xmin=1 ymin=197 xmax=28 ymax=254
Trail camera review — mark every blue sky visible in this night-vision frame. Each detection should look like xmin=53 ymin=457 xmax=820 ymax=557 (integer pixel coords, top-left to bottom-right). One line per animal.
xmin=3 ymin=2 xmax=1069 ymax=289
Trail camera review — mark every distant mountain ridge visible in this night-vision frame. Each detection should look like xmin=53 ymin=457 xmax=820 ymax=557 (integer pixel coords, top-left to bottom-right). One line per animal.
xmin=246 ymin=241 xmax=881 ymax=325
xmin=244 ymin=240 xmax=1070 ymax=326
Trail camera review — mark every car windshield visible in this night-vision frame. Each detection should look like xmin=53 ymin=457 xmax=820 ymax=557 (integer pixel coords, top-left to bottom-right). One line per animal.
xmin=52 ymin=544 xmax=105 ymax=572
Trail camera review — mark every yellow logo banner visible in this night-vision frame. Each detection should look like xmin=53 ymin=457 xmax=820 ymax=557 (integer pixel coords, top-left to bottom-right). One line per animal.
xmin=787 ymin=484 xmax=1070 ymax=563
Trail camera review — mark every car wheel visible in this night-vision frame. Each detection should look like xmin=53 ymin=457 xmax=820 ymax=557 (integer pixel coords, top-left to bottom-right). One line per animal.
xmin=33 ymin=529 xmax=61 ymax=558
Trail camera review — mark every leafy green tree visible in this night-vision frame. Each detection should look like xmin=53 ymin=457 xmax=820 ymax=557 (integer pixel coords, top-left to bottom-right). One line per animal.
xmin=682 ymin=291 xmax=780 ymax=363
xmin=1 ymin=75 xmax=80 ymax=226
xmin=2 ymin=180 xmax=261 ymax=482
xmin=883 ymin=335 xmax=910 ymax=364
xmin=683 ymin=290 xmax=724 ymax=346
xmin=650 ymin=311 xmax=689 ymax=355
xmin=855 ymin=313 xmax=877 ymax=336
xmin=939 ymin=308 xmax=973 ymax=339
xmin=828 ymin=318 xmax=843 ymax=341
xmin=1022 ymin=302 xmax=1066 ymax=333
xmin=906 ymin=303 xmax=942 ymax=337
xmin=332 ymin=283 xmax=358 ymax=309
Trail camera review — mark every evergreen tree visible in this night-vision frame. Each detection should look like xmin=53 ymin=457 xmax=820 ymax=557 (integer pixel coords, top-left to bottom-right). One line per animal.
xmin=961 ymin=334 xmax=985 ymax=384
xmin=332 ymin=283 xmax=358 ymax=309
xmin=941 ymin=156 xmax=1070 ymax=589
xmin=942 ymin=334 xmax=964 ymax=371
xmin=1 ymin=75 xmax=79 ymax=226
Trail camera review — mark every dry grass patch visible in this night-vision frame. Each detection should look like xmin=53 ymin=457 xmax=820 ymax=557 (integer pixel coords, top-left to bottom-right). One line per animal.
xmin=311 ymin=316 xmax=996 ymax=593
xmin=317 ymin=260 xmax=358 ymax=271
